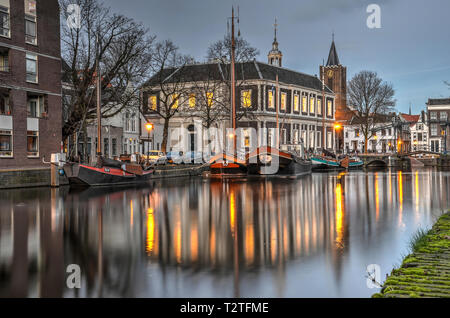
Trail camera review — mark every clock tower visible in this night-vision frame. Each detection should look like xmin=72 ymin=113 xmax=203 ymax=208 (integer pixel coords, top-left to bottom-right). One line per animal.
xmin=319 ymin=36 xmax=348 ymax=121
xmin=268 ymin=18 xmax=282 ymax=67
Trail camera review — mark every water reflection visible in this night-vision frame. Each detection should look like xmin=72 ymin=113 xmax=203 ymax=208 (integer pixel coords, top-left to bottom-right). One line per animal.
xmin=0 ymin=169 xmax=448 ymax=297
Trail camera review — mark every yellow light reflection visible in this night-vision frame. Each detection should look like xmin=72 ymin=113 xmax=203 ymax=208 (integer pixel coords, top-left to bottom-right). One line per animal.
xmin=175 ymin=219 xmax=181 ymax=264
xmin=130 ymin=200 xmax=134 ymax=227
xmin=245 ymin=223 xmax=254 ymax=265
xmin=335 ymin=183 xmax=344 ymax=248
xmin=230 ymin=191 xmax=236 ymax=237
xmin=191 ymin=223 xmax=198 ymax=263
xmin=146 ymin=208 xmax=155 ymax=255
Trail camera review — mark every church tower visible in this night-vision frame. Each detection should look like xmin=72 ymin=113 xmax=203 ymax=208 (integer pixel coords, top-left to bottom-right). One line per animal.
xmin=268 ymin=18 xmax=282 ymax=67
xmin=320 ymin=35 xmax=348 ymax=121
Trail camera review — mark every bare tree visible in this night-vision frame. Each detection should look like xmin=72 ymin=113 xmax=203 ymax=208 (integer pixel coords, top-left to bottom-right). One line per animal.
xmin=142 ymin=40 xmax=193 ymax=153
xmin=347 ymin=71 xmax=396 ymax=154
xmin=206 ymin=36 xmax=259 ymax=121
xmin=59 ymin=0 xmax=154 ymax=150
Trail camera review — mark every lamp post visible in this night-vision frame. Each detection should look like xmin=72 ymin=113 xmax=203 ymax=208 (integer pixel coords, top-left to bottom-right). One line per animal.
xmin=334 ymin=123 xmax=342 ymax=153
xmin=145 ymin=123 xmax=153 ymax=165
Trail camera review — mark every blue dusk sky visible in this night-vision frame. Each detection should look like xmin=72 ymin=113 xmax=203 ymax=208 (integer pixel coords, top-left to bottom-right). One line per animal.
xmin=106 ymin=0 xmax=450 ymax=114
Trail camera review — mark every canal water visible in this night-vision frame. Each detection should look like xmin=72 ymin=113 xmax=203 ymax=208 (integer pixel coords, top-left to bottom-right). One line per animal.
xmin=0 ymin=168 xmax=448 ymax=298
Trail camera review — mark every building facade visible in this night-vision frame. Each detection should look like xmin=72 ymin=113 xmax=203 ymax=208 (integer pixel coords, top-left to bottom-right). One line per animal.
xmin=0 ymin=0 xmax=61 ymax=168
xmin=426 ymin=98 xmax=450 ymax=153
xmin=142 ymin=60 xmax=337 ymax=154
xmin=410 ymin=111 xmax=429 ymax=152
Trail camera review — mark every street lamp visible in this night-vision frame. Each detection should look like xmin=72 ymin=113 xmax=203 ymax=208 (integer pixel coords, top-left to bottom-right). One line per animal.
xmin=146 ymin=123 xmax=154 ymax=165
xmin=334 ymin=123 xmax=342 ymax=153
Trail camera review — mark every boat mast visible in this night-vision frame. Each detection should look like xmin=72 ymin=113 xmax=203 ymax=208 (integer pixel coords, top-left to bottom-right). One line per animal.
xmin=96 ymin=33 xmax=102 ymax=159
xmin=321 ymin=61 xmax=326 ymax=154
xmin=231 ymin=7 xmax=237 ymax=154
xmin=276 ymin=73 xmax=279 ymax=148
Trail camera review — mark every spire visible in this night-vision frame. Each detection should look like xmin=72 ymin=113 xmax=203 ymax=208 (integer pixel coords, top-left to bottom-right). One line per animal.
xmin=268 ymin=17 xmax=282 ymax=67
xmin=326 ymin=34 xmax=340 ymax=66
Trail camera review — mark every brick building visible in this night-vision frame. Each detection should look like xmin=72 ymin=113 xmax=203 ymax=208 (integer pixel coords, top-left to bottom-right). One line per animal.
xmin=0 ymin=0 xmax=61 ymax=169
xmin=427 ymin=98 xmax=450 ymax=153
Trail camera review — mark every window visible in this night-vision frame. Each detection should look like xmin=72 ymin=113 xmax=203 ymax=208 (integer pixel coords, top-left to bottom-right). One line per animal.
xmin=355 ymin=129 xmax=360 ymax=137
xmin=441 ymin=112 xmax=448 ymax=122
xmin=0 ymin=49 xmax=8 ymax=72
xmin=327 ymin=100 xmax=332 ymax=117
xmin=302 ymin=96 xmax=307 ymax=113
xmin=189 ymin=93 xmax=196 ymax=108
xmin=26 ymin=53 xmax=38 ymax=83
xmin=431 ymin=124 xmax=438 ymax=136
xmin=430 ymin=112 xmax=437 ymax=120
xmin=316 ymin=131 xmax=321 ymax=148
xmin=294 ymin=129 xmax=299 ymax=144
xmin=294 ymin=95 xmax=299 ymax=112
xmin=25 ymin=0 xmax=37 ymax=44
xmin=0 ymin=129 xmax=12 ymax=157
xmin=207 ymin=92 xmax=214 ymax=107
xmin=131 ymin=113 xmax=136 ymax=132
xmin=317 ymin=98 xmax=322 ymax=115
xmin=27 ymin=130 xmax=38 ymax=157
xmin=0 ymin=95 xmax=10 ymax=115
xmin=310 ymin=97 xmax=315 ymax=114
xmin=27 ymin=96 xmax=44 ymax=117
xmin=171 ymin=94 xmax=179 ymax=109
xmin=148 ymin=95 xmax=157 ymax=111
xmin=268 ymin=90 xmax=274 ymax=109
xmin=418 ymin=133 xmax=423 ymax=142
xmin=112 ymin=138 xmax=117 ymax=156
xmin=280 ymin=92 xmax=286 ymax=111
xmin=0 ymin=1 xmax=10 ymax=38
xmin=104 ymin=138 xmax=109 ymax=157
xmin=241 ymin=90 xmax=251 ymax=108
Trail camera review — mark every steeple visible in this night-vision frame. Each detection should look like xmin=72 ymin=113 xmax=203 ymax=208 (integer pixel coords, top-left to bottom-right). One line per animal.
xmin=326 ymin=33 xmax=340 ymax=66
xmin=268 ymin=18 xmax=282 ymax=67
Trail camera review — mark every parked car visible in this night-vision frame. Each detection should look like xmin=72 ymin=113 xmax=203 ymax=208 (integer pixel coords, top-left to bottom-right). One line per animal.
xmin=142 ymin=151 xmax=167 ymax=165
xmin=166 ymin=151 xmax=184 ymax=164
xmin=183 ymin=151 xmax=204 ymax=164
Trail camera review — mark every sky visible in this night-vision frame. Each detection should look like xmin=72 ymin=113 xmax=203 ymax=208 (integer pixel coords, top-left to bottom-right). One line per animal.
xmin=106 ymin=0 xmax=450 ymax=114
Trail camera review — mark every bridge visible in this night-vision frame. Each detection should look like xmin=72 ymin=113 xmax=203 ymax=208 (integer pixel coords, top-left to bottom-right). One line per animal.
xmin=358 ymin=151 xmax=444 ymax=168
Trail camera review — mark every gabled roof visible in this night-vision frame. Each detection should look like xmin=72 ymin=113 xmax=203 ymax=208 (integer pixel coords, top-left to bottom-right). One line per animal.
xmin=144 ymin=61 xmax=333 ymax=94
xmin=326 ymin=41 xmax=340 ymax=66
xmin=400 ymin=113 xmax=420 ymax=123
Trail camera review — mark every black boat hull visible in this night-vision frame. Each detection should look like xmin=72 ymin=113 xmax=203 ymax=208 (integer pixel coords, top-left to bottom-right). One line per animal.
xmin=64 ymin=164 xmax=154 ymax=187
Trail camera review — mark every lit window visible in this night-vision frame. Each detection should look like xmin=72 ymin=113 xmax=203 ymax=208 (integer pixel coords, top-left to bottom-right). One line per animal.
xmin=241 ymin=90 xmax=251 ymax=108
xmin=302 ymin=96 xmax=307 ymax=113
xmin=25 ymin=0 xmax=37 ymax=45
xmin=327 ymin=100 xmax=332 ymax=117
xmin=27 ymin=130 xmax=38 ymax=157
xmin=294 ymin=95 xmax=299 ymax=112
xmin=280 ymin=92 xmax=286 ymax=111
xmin=310 ymin=97 xmax=315 ymax=114
xmin=207 ymin=92 xmax=214 ymax=107
xmin=171 ymin=94 xmax=179 ymax=109
xmin=0 ymin=1 xmax=10 ymax=38
xmin=26 ymin=53 xmax=38 ymax=83
xmin=0 ymin=49 xmax=9 ymax=72
xmin=189 ymin=93 xmax=196 ymax=108
xmin=0 ymin=129 xmax=12 ymax=157
xmin=268 ymin=90 xmax=274 ymax=109
xmin=317 ymin=98 xmax=322 ymax=115
xmin=0 ymin=95 xmax=10 ymax=115
xmin=149 ymin=95 xmax=157 ymax=110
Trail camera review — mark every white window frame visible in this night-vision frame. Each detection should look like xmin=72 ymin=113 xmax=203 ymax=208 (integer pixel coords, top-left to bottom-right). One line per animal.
xmin=27 ymin=130 xmax=39 ymax=158
xmin=0 ymin=129 xmax=12 ymax=157
xmin=0 ymin=2 xmax=10 ymax=38
xmin=26 ymin=53 xmax=38 ymax=83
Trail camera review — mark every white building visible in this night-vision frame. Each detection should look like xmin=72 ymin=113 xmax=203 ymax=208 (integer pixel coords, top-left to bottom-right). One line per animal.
xmin=343 ymin=121 xmax=397 ymax=154
xmin=410 ymin=112 xmax=429 ymax=152
xmin=427 ymin=98 xmax=450 ymax=153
